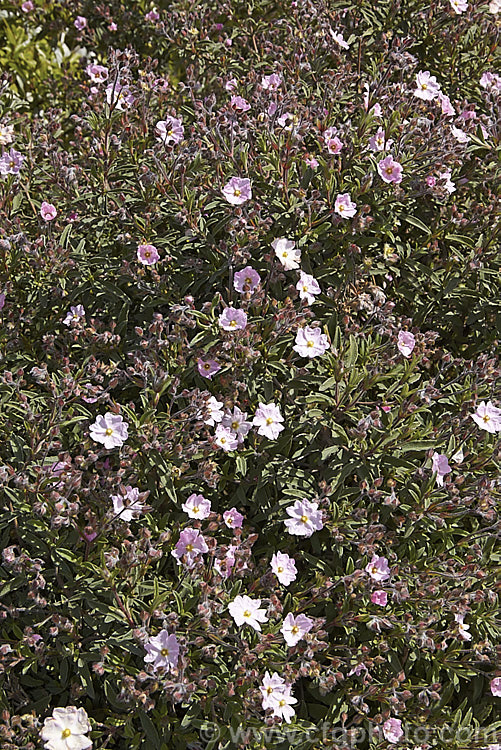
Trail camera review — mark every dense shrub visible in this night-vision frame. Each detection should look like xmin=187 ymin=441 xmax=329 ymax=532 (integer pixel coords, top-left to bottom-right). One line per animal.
xmin=0 ymin=1 xmax=500 ymax=749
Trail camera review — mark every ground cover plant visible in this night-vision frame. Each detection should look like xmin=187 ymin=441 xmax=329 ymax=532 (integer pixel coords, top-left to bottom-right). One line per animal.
xmin=0 ymin=0 xmax=500 ymax=748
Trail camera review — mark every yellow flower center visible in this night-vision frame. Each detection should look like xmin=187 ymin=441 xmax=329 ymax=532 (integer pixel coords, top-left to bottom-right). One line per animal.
xmin=243 ymin=610 xmax=251 ymax=618
xmin=278 ymin=699 xmax=286 ymax=707
xmin=266 ymin=686 xmax=273 ymax=694
xmin=220 ymin=437 xmax=226 ymax=444
xmin=61 ymin=729 xmax=71 ymax=738
xmin=277 ymin=566 xmax=283 ymax=573
xmin=245 ymin=277 xmax=252 ymax=284
xmin=386 ymin=167 xmax=393 ymax=174
xmin=266 ymin=417 xmax=273 ymax=425
xmin=161 ymin=647 xmax=169 ymax=656
xmin=306 ymin=340 xmax=314 ymax=347
xmin=282 ymin=251 xmax=288 ymax=257
xmin=105 ymin=428 xmax=113 ymax=436
xmin=300 ymin=515 xmax=308 ymax=523
xmin=185 ymin=543 xmax=193 ymax=552
xmin=229 ymin=319 xmax=237 ymax=327
xmin=338 ymin=204 xmax=344 ymax=211
xmin=231 ymin=420 xmax=239 ymax=430
xmin=422 ymin=83 xmax=427 ymax=89
xmin=303 ymin=285 xmax=308 ymax=291
xmin=291 ymin=625 xmax=299 ymax=634
xmin=193 ymin=506 xmax=199 ymax=514
xmin=483 ymin=415 xmax=490 ymax=423
xmin=234 ymin=189 xmax=241 ymax=196
xmin=144 ymin=250 xmax=151 ymax=258
xmin=168 ymin=129 xmax=173 ymax=136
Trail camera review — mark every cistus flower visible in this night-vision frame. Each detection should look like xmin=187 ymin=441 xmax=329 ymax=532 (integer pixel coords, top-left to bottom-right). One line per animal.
xmin=450 ymin=0 xmax=468 ymax=12
xmin=155 ymin=116 xmax=184 ymax=145
xmin=330 ymin=29 xmax=350 ymax=49
xmin=221 ymin=406 xmax=252 ymax=443
xmin=413 ymin=71 xmax=441 ymax=101
xmin=454 ymin=614 xmax=472 ymax=641
xmin=105 ymin=83 xmax=135 ymax=111
xmin=431 ymin=452 xmax=451 ymax=486
xmin=490 ymin=677 xmax=501 ymax=696
xmin=371 ymin=590 xmax=388 ymax=606
xmin=40 ymin=201 xmax=57 ymax=221
xmin=137 ymin=243 xmax=160 ymax=265
xmin=0 ymin=123 xmax=15 ymax=146
xmin=365 ymin=555 xmax=391 ymax=582
xmin=397 ymin=330 xmax=416 ymax=358
xmin=204 ymin=395 xmax=224 ymax=426
xmin=144 ymin=630 xmax=179 ymax=672
xmin=281 ymin=612 xmax=314 ymax=647
xmin=260 ymin=671 xmax=288 ymax=708
xmin=228 ymin=595 xmax=269 ymax=631
xmin=89 ymin=413 xmax=129 ymax=449
xmin=214 ymin=425 xmax=239 ymax=451
xmin=383 ymin=718 xmax=404 ymax=744
xmin=334 ymin=193 xmax=357 ymax=218
xmin=171 ymin=527 xmax=208 ymax=567
xmin=253 ymin=402 xmax=284 ymax=440
xmin=182 ymin=493 xmax=211 ymax=519
xmin=85 ymin=64 xmax=109 ymax=82
xmin=377 ymin=155 xmax=403 ymax=184
xmin=40 ymin=706 xmax=92 ymax=750
xmin=0 ymin=148 xmax=24 ymax=175
xmin=368 ymin=127 xmax=393 ymax=151
xmin=230 ymin=95 xmax=250 ymax=111
xmin=284 ymin=499 xmax=323 ymax=537
xmin=111 ymin=486 xmax=144 ymax=522
xmin=74 ymin=16 xmax=87 ymax=30
xmin=296 ymin=271 xmax=321 ymax=305
xmin=272 ymin=237 xmax=301 ymax=270
xmin=270 ymin=551 xmax=298 ymax=586
xmin=438 ymin=92 xmax=455 ymax=116
xmin=293 ymin=326 xmax=330 ymax=358
xmin=197 ymin=358 xmax=221 ymax=379
xmin=219 ymin=307 xmax=248 ymax=331
xmin=269 ymin=691 xmax=298 ymax=723
xmin=222 ymin=176 xmax=252 ymax=204
xmin=223 ymin=508 xmax=244 ymax=528
xmin=471 ymin=401 xmax=501 ymax=433
xmin=261 ymin=73 xmax=282 ymax=91
xmin=233 ymin=266 xmax=261 ymax=293
xmin=63 ymin=305 xmax=85 ymax=326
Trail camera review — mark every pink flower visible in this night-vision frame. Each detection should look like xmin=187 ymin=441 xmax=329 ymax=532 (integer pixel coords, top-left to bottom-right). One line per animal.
xmin=284 ymin=499 xmax=323 ymax=537
xmin=253 ymin=402 xmax=284 ymax=440
xmin=451 ymin=125 xmax=470 ymax=143
xmin=182 ymin=493 xmax=211 ymax=519
xmin=439 ymin=170 xmax=456 ymax=194
xmin=145 ymin=8 xmax=160 ymax=21
xmin=228 ymin=595 xmax=269 ymax=631
xmin=383 ymin=718 xmax=403 ymax=744
xmin=197 ymin=358 xmax=221 ymax=379
xmin=234 ymin=266 xmax=261 ymax=293
xmin=21 ymin=1 xmax=34 ymax=11
xmin=0 ymin=148 xmax=24 ymax=175
xmin=330 ymin=29 xmax=350 ymax=49
xmin=325 ymin=136 xmax=344 ymax=154
xmin=260 ymin=671 xmax=288 ymax=709
xmin=480 ymin=72 xmax=501 ymax=91
xmin=219 ymin=307 xmax=248 ymax=331
xmin=225 ymin=78 xmax=238 ymax=92
xmin=108 ymin=21 xmax=117 ymax=31
xmin=304 ymin=155 xmax=319 ymax=168
xmin=85 ymin=64 xmax=109 ymax=83
xmin=222 ymin=177 xmax=252 ymax=205
xmin=454 ymin=613 xmax=472 ymax=641
xmin=490 ymin=677 xmax=501 ymax=697
xmin=0 ymin=292 xmax=5 ymax=310
xmin=90 ymin=413 xmax=129 ymax=449
xmin=221 ymin=407 xmax=252 ymax=443
xmin=334 ymin=193 xmax=357 ymax=218
xmin=106 ymin=83 xmax=134 ymax=110
xmin=281 ymin=612 xmax=314 ymax=647
xmin=431 ymin=452 xmax=451 ymax=486
xmin=272 ymin=237 xmax=301 ymax=270
xmin=74 ymin=16 xmax=87 ymax=30
xmin=378 ymin=155 xmax=403 ymax=184
xmin=111 ymin=486 xmax=144 ymax=522
xmin=63 ymin=304 xmax=85 ymax=326
xmin=214 ymin=425 xmax=239 ymax=451
xmin=171 ymin=527 xmax=208 ymax=567
xmin=144 ymin=630 xmax=179 ymax=672
xmin=230 ymin=95 xmax=250 ymax=111
xmin=293 ymin=326 xmax=330 ymax=358
xmin=137 ymin=243 xmax=160 ymax=265
xmin=204 ymin=395 xmax=224 ymax=426
xmin=223 ymin=508 xmax=244 ymax=528
xmin=397 ymin=330 xmax=415 ymax=358
xmin=41 ymin=707 xmax=92 ymax=750
xmin=365 ymin=555 xmax=391 ymax=582
xmin=270 ymin=552 xmax=297 ymax=586
xmin=471 ymin=401 xmax=501 ymax=433
xmin=214 ymin=545 xmax=236 ymax=578
xmin=450 ymin=0 xmax=468 ymax=12
xmin=369 ymin=127 xmax=393 ymax=151
xmin=40 ymin=201 xmax=57 ymax=221
xmin=261 ymin=73 xmax=282 ymax=91
xmin=269 ymin=691 xmax=297 ymax=723
xmin=155 ymin=116 xmax=184 ymax=145
xmin=438 ymin=92 xmax=455 ymax=117
xmin=371 ymin=590 xmax=388 ymax=606
xmin=296 ymin=271 xmax=321 ymax=305
xmin=414 ymin=71 xmax=441 ymax=101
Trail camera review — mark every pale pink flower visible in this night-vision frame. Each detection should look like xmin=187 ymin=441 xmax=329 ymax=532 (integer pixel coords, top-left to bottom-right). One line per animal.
xmin=85 ymin=64 xmax=109 ymax=83
xmin=214 ymin=425 xmax=239 ymax=451
xmin=111 ymin=486 xmax=144 ymax=522
xmin=304 ymin=155 xmax=319 ymax=168
xmin=330 ymin=29 xmax=350 ymax=49
xmin=145 ymin=8 xmax=160 ymax=21
xmin=261 ymin=73 xmax=282 ymax=91
xmin=325 ymin=135 xmax=344 ymax=154
xmin=155 ymin=116 xmax=184 ymax=145
xmin=222 ymin=406 xmax=252 ymax=443
xmin=454 ymin=614 xmax=472 ymax=641
xmin=0 ymin=292 xmax=5 ymax=310
xmin=253 ymin=402 xmax=284 ymax=440
xmin=137 ymin=243 xmax=159 ymax=265
xmin=213 ymin=545 xmax=236 ymax=578
xmin=383 ymin=718 xmax=403 ymax=744
xmin=365 ymin=555 xmax=391 ymax=582
xmin=471 ymin=401 xmax=501 ymax=433
xmin=431 ymin=452 xmax=451 ymax=487
xmin=74 ymin=16 xmax=87 ymax=30
xmin=270 ymin=552 xmax=297 ymax=586
xmin=219 ymin=307 xmax=247 ymax=331
xmin=171 ymin=527 xmax=208 ymax=567
xmin=230 ymin=95 xmax=250 ymax=111
xmin=296 ymin=271 xmax=321 ymax=305
xmin=222 ymin=176 xmax=252 ymax=205
xmin=490 ymin=677 xmax=501 ymax=696
xmin=489 ymin=0 xmax=501 ymax=10
xmin=234 ymin=266 xmax=261 ymax=293
xmin=269 ymin=691 xmax=297 ymax=723
xmin=225 ymin=78 xmax=238 ymax=92
xmin=223 ymin=508 xmax=244 ymax=528
xmin=371 ymin=590 xmax=388 ymax=606
xmin=144 ymin=630 xmax=179 ymax=672
xmin=293 ymin=326 xmax=330 ymax=358
xmin=272 ymin=237 xmax=301 ymax=270
xmin=451 ymin=125 xmax=470 ymax=143
xmin=40 ymin=201 xmax=57 ymax=221
xmin=378 ymin=155 xmax=403 ymax=184
xmin=90 ymin=413 xmax=129 ymax=449
xmin=414 ymin=71 xmax=441 ymax=101
xmin=450 ymin=0 xmax=468 ymax=12
xmin=284 ymin=499 xmax=323 ymax=537
xmin=0 ymin=123 xmax=15 ymax=146
xmin=369 ymin=127 xmax=393 ymax=152
xmin=63 ymin=305 xmax=85 ymax=326
xmin=438 ymin=93 xmax=455 ymax=117
xmin=277 ymin=112 xmax=298 ymax=131
xmin=281 ymin=612 xmax=314 ymax=647
xmin=105 ymin=83 xmax=134 ymax=110
xmin=260 ymin=671 xmax=288 ymax=709
xmin=334 ymin=193 xmax=357 ymax=218
xmin=480 ymin=72 xmax=501 ymax=91
xmin=21 ymin=1 xmax=34 ymax=11
xmin=439 ymin=170 xmax=456 ymax=194
xmin=182 ymin=493 xmax=211 ymax=520
xmin=41 ymin=706 xmax=92 ymax=750
xmin=228 ymin=595 xmax=268 ymax=631
xmin=397 ymin=330 xmax=415 ymax=358
xmin=197 ymin=358 xmax=221 ymax=379
xmin=0 ymin=148 xmax=24 ymax=175
xmin=204 ymin=396 xmax=224 ymax=426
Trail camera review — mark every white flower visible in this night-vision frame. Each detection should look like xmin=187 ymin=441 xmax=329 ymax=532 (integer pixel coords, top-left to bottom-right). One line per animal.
xmin=293 ymin=326 xmax=330 ymax=358
xmin=89 ymin=413 xmax=129 ymax=449
xmin=253 ymin=402 xmax=284 ymax=440
xmin=228 ymin=595 xmax=269 ymax=631
xmin=272 ymin=238 xmax=301 ymax=270
xmin=281 ymin=612 xmax=314 ymax=647
xmin=41 ymin=706 xmax=92 ymax=750
xmin=296 ymin=271 xmax=321 ymax=305
xmin=204 ymin=396 xmax=224 ymax=426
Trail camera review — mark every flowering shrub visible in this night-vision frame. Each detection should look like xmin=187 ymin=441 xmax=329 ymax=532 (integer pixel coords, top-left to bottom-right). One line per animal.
xmin=0 ymin=1 xmax=500 ymax=749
